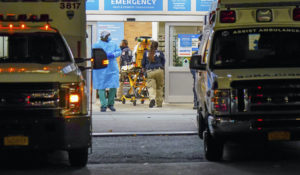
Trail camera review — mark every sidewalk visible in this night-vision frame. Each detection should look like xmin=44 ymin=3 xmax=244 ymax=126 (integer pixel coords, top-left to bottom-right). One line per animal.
xmin=92 ymin=100 xmax=198 ymax=135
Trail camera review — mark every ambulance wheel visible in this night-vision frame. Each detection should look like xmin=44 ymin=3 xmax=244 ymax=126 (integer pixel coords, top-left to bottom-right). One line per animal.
xmin=141 ymin=100 xmax=145 ymax=104
xmin=203 ymin=129 xmax=223 ymax=161
xmin=133 ymin=100 xmax=137 ymax=106
xmin=197 ymin=110 xmax=205 ymax=139
xmin=68 ymin=148 xmax=88 ymax=167
xmin=122 ymin=98 xmax=126 ymax=104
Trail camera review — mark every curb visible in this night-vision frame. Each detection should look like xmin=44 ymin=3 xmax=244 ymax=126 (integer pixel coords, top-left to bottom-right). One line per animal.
xmin=92 ymin=131 xmax=198 ymax=137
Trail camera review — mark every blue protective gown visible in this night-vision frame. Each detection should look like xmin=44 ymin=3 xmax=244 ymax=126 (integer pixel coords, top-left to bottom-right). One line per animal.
xmin=92 ymin=40 xmax=121 ymax=89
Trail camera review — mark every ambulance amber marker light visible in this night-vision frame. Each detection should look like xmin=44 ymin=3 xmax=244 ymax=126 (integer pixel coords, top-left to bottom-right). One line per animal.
xmin=21 ymin=24 xmax=26 ymax=29
xmin=45 ymin=24 xmax=49 ymax=30
xmin=8 ymin=67 xmax=15 ymax=72
xmin=9 ymin=24 xmax=13 ymax=29
xmin=103 ymin=59 xmax=109 ymax=65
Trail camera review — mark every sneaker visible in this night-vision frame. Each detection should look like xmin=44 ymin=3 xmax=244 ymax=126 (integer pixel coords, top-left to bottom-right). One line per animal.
xmin=149 ymin=99 xmax=155 ymax=108
xmin=108 ymin=105 xmax=116 ymax=112
xmin=100 ymin=107 xmax=107 ymax=112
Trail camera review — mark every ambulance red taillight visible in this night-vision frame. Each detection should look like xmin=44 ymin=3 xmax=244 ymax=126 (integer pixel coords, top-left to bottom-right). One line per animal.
xmin=220 ymin=10 xmax=236 ymax=23
xmin=293 ymin=8 xmax=300 ymax=21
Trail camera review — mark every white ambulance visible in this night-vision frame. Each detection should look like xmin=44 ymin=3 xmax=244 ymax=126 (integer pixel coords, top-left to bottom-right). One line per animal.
xmin=190 ymin=0 xmax=300 ymax=161
xmin=0 ymin=0 xmax=92 ymax=167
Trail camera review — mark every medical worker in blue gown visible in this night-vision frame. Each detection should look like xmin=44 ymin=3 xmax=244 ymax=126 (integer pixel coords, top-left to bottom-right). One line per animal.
xmin=93 ymin=31 xmax=121 ymax=112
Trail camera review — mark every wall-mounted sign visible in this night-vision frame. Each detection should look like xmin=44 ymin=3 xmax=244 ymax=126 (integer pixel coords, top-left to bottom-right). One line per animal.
xmin=178 ymin=34 xmax=200 ymax=56
xmin=196 ymin=0 xmax=217 ymax=11
xmin=86 ymin=0 xmax=99 ymax=10
xmin=168 ymin=0 xmax=191 ymax=11
xmin=104 ymin=0 xmax=163 ymax=11
xmin=97 ymin=22 xmax=124 ymax=46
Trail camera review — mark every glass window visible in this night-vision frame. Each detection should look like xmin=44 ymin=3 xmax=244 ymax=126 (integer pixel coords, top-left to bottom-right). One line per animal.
xmin=170 ymin=26 xmax=202 ymax=67
xmin=211 ymin=28 xmax=300 ymax=69
xmin=0 ymin=32 xmax=71 ymax=63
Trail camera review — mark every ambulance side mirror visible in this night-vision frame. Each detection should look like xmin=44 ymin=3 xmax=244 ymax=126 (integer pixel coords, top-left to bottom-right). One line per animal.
xmin=75 ymin=58 xmax=91 ymax=64
xmin=74 ymin=58 xmax=92 ymax=71
xmin=190 ymin=55 xmax=206 ymax=70
xmin=78 ymin=66 xmax=92 ymax=71
xmin=92 ymin=48 xmax=109 ymax=69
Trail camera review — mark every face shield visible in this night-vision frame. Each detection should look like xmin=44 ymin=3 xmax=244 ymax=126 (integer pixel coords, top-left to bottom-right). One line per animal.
xmin=100 ymin=31 xmax=111 ymax=40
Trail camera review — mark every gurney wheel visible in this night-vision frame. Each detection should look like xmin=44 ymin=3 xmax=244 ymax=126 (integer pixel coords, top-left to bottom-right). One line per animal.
xmin=122 ymin=98 xmax=126 ymax=104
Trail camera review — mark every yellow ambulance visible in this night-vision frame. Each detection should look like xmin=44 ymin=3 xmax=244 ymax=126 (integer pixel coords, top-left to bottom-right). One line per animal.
xmin=191 ymin=0 xmax=300 ymax=161
xmin=0 ymin=0 xmax=92 ymax=167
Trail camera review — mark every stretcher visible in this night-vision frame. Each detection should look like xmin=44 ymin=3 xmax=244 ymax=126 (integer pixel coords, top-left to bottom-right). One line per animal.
xmin=119 ymin=36 xmax=152 ymax=106
xmin=120 ymin=66 xmax=148 ymax=106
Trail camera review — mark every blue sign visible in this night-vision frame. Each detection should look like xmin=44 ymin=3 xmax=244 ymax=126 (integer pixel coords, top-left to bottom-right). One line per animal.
xmin=86 ymin=0 xmax=99 ymax=10
xmin=104 ymin=0 xmax=163 ymax=11
xmin=178 ymin=34 xmax=200 ymax=56
xmin=97 ymin=22 xmax=124 ymax=46
xmin=196 ymin=0 xmax=217 ymax=11
xmin=179 ymin=34 xmax=193 ymax=47
xmin=168 ymin=0 xmax=191 ymax=11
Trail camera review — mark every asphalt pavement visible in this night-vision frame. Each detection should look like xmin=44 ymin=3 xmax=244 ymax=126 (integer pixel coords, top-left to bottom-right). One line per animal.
xmin=92 ymin=100 xmax=198 ymax=135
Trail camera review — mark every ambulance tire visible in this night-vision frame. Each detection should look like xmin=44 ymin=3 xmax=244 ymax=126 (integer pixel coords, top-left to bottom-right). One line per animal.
xmin=68 ymin=147 xmax=88 ymax=167
xmin=133 ymin=100 xmax=137 ymax=106
xmin=197 ymin=110 xmax=205 ymax=139
xmin=203 ymin=129 xmax=223 ymax=161
xmin=122 ymin=98 xmax=126 ymax=104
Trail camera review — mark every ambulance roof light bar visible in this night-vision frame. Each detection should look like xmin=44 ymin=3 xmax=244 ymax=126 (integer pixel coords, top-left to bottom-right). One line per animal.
xmin=18 ymin=14 xmax=27 ymax=21
xmin=0 ymin=14 xmax=52 ymax=22
xmin=0 ymin=14 xmax=4 ymax=21
xmin=220 ymin=10 xmax=236 ymax=23
xmin=293 ymin=8 xmax=300 ymax=21
xmin=257 ymin=9 xmax=272 ymax=22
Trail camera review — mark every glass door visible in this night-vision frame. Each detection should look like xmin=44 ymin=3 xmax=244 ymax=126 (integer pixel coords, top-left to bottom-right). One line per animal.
xmin=165 ymin=23 xmax=202 ymax=103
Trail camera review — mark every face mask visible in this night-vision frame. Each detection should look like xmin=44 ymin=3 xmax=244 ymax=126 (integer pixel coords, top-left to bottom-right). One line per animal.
xmin=107 ymin=36 xmax=112 ymax=42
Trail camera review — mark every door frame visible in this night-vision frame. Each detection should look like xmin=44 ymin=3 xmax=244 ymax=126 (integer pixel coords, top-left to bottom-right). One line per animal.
xmin=164 ymin=22 xmax=202 ymax=103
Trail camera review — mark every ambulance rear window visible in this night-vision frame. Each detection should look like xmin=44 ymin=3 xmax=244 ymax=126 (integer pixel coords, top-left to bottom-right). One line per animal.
xmin=0 ymin=32 xmax=71 ymax=64
xmin=212 ymin=28 xmax=300 ymax=69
